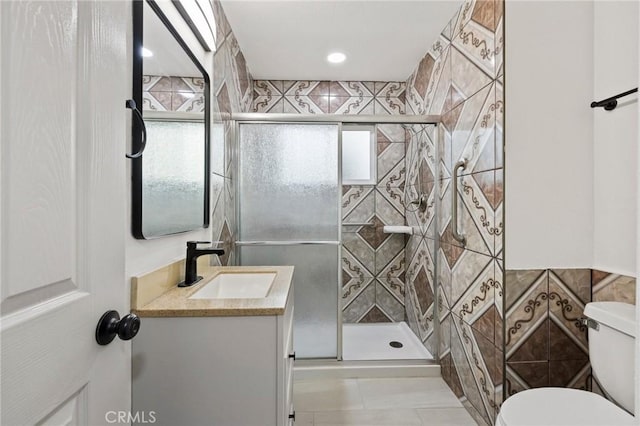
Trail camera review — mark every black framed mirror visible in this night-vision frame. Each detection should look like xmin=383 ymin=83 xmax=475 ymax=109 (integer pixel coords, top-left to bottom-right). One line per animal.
xmin=131 ymin=0 xmax=210 ymax=239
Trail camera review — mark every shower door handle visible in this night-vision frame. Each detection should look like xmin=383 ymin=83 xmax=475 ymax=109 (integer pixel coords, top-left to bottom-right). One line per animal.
xmin=452 ymin=159 xmax=467 ymax=246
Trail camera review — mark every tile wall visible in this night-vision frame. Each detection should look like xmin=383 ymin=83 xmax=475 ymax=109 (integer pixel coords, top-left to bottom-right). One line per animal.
xmin=505 ymin=269 xmax=636 ymax=397
xmin=142 ymin=76 xmax=206 ymax=112
xmin=252 ymin=80 xmax=405 ymax=115
xmin=403 ymin=124 xmax=439 ymax=352
xmin=209 ymin=0 xmax=253 ymax=266
xmin=251 ymin=81 xmax=409 ymax=323
xmin=139 ymin=0 xmax=249 ymax=267
xmin=403 ymin=0 xmax=504 ymax=423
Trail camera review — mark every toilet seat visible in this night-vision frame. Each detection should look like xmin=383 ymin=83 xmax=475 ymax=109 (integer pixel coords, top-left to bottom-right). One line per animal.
xmin=496 ymin=388 xmax=635 ymax=426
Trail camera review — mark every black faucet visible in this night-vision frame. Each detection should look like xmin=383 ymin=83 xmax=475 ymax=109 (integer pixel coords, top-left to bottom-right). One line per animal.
xmin=178 ymin=241 xmax=225 ymax=287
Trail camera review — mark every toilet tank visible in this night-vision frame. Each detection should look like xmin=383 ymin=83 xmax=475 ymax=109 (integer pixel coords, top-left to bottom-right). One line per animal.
xmin=584 ymin=301 xmax=636 ymax=413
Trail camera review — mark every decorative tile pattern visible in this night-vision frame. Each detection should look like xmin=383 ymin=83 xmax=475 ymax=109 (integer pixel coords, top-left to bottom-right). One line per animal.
xmin=209 ymin=0 xmax=254 ymax=265
xmin=501 ymin=268 xmax=634 ymax=402
xmin=592 ymin=269 xmax=636 ymax=303
xmin=252 ymin=80 xmax=405 ymax=115
xmin=404 ymin=0 xmax=504 ymax=422
xmin=252 ymin=77 xmax=408 ymax=323
xmin=341 ymin=179 xmax=407 ymax=323
xmin=142 ymin=75 xmax=205 ymax=112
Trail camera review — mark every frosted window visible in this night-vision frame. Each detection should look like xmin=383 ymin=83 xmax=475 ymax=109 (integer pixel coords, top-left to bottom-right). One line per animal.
xmin=342 ymin=127 xmax=375 ymax=184
xmin=142 ymin=120 xmax=205 ymax=236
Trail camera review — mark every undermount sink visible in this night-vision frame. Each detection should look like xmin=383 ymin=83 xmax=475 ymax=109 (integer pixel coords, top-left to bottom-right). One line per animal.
xmin=188 ymin=272 xmax=277 ymax=299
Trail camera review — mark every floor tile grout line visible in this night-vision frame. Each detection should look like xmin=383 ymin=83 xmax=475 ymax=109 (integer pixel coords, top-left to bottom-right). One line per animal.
xmin=354 ymin=377 xmax=367 ymax=410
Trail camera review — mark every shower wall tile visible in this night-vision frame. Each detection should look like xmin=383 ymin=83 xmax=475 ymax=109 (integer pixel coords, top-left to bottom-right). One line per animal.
xmin=449 ymin=83 xmax=497 ymax=176
xmin=378 ymin=249 xmax=405 ymax=302
xmin=404 ymin=0 xmax=504 ymax=422
xmin=142 ymin=75 xmax=206 ymax=113
xmin=251 ymin=76 xmax=408 ymax=323
xmin=377 ymin=143 xmax=405 ymax=187
xmin=286 ymin=95 xmax=329 ymax=114
xmin=405 ymin=237 xmax=436 ymax=341
xmin=378 ymin=124 xmax=406 ymax=143
xmin=494 ymin=81 xmax=504 ymax=170
xmin=450 ymin=315 xmax=496 ymax=425
xmin=376 ymin=280 xmax=404 ymax=322
xmin=209 ymin=0 xmax=254 ymax=266
xmin=406 ymin=44 xmax=451 ymax=116
xmin=374 ymin=98 xmax=405 ymax=115
xmin=494 ymin=0 xmax=504 ymax=78
xmin=331 ymin=97 xmax=375 ymax=115
xmin=343 ymin=281 xmax=376 ymax=323
xmin=342 ymin=231 xmax=376 ymax=276
xmin=452 ymin=0 xmax=499 ymax=81
xmin=209 ymin=175 xmax=226 ymax=266
xmin=252 ymin=80 xmax=406 ymax=116
xmin=437 ymin=171 xmax=498 ymax=259
xmin=342 ymin=185 xmax=375 ymax=223
xmin=342 ymin=247 xmax=375 ymax=307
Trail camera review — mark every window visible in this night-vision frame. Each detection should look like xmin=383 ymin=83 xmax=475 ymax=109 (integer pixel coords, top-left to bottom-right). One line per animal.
xmin=342 ymin=125 xmax=376 ymax=185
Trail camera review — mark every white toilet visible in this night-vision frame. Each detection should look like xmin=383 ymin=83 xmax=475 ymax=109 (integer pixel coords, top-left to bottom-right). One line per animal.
xmin=497 ymin=301 xmax=636 ymax=426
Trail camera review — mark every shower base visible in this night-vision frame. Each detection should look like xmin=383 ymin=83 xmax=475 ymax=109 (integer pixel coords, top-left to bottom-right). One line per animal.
xmin=342 ymin=321 xmax=433 ymax=361
xmin=294 ymin=358 xmax=439 ymax=380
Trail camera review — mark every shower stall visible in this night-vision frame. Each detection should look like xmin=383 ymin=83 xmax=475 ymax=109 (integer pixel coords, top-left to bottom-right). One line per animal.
xmin=232 ymin=113 xmax=441 ymax=363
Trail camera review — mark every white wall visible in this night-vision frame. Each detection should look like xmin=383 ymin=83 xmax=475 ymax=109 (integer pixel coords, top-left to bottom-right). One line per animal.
xmin=636 ymin=0 xmax=640 ymax=407
xmin=592 ymin=1 xmax=638 ymax=277
xmin=126 ymin=1 xmax=214 ymax=281
xmin=505 ymin=1 xmax=595 ymax=269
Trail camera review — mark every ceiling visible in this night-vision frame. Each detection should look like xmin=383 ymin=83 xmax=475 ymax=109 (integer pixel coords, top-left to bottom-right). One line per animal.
xmin=219 ymin=0 xmax=462 ymax=81
xmin=143 ymin=1 xmax=202 ymax=77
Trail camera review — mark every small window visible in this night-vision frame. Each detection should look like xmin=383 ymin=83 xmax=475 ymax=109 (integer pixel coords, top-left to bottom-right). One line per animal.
xmin=342 ymin=125 xmax=376 ymax=185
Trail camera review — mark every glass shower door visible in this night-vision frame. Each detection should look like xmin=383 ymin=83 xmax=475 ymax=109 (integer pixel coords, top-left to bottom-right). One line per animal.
xmin=237 ymin=123 xmax=340 ymax=359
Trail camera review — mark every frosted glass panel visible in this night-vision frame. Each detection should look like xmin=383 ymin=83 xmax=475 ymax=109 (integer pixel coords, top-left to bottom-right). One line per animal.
xmin=239 ymin=123 xmax=339 ymax=241
xmin=142 ymin=120 xmax=204 ymax=236
xmin=240 ymin=245 xmax=338 ymax=359
xmin=342 ymin=129 xmax=375 ymax=184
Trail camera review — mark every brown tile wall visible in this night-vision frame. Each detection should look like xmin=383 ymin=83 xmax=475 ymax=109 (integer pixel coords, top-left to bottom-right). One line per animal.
xmin=209 ymin=0 xmax=254 ymax=266
xmin=505 ymin=269 xmax=636 ymax=401
xmin=251 ymin=81 xmax=409 ymax=323
xmin=403 ymin=0 xmax=504 ymax=423
xmin=142 ymin=76 xmax=206 ymax=112
xmin=252 ymin=80 xmax=405 ymax=115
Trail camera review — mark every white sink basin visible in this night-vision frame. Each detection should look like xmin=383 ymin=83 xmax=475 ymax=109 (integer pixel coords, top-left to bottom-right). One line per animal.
xmin=188 ymin=272 xmax=276 ymax=299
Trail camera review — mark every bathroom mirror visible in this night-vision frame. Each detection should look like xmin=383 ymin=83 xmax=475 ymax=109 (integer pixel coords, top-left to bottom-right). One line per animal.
xmin=130 ymin=0 xmax=210 ymax=239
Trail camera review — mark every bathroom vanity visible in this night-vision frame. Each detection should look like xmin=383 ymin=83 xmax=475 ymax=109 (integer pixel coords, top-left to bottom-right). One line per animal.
xmin=131 ymin=265 xmax=294 ymax=426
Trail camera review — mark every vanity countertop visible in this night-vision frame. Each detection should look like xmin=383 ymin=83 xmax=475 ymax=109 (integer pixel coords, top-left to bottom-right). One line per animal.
xmin=131 ymin=265 xmax=294 ymax=317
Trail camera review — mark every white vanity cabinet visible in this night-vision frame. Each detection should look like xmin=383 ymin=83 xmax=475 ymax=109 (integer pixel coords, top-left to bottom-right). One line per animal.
xmin=132 ymin=278 xmax=294 ymax=426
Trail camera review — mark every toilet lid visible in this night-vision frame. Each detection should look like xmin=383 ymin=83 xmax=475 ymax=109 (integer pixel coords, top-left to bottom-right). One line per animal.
xmin=497 ymin=388 xmax=635 ymax=426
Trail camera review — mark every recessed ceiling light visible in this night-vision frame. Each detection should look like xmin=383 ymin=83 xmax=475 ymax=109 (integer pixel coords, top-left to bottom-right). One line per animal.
xmin=327 ymin=52 xmax=346 ymax=64
xmin=141 ymin=47 xmax=153 ymax=58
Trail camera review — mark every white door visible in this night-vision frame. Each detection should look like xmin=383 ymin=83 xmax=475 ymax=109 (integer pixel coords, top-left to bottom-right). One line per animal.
xmin=1 ymin=1 xmax=129 ymax=425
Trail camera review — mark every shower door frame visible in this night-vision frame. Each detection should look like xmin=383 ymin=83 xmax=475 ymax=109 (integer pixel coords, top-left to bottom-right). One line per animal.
xmin=231 ymin=113 xmax=440 ymax=362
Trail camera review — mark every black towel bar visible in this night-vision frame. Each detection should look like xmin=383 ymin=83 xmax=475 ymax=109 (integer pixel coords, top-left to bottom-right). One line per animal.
xmin=590 ymin=88 xmax=638 ymax=111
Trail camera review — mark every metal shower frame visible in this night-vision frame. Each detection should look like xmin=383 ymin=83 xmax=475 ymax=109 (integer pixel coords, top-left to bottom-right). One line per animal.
xmin=230 ymin=113 xmax=441 ymax=361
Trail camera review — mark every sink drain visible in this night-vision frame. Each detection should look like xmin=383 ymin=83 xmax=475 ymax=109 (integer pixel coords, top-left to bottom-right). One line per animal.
xmin=389 ymin=341 xmax=403 ymax=348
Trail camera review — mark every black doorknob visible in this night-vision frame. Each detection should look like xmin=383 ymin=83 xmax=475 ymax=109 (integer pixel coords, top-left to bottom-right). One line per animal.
xmin=95 ymin=310 xmax=141 ymax=345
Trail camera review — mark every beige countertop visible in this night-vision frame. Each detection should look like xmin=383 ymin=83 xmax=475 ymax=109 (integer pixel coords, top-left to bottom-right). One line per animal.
xmin=132 ymin=265 xmax=294 ymax=317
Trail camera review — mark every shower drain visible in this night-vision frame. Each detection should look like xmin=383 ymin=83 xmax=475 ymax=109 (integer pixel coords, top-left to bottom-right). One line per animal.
xmin=389 ymin=341 xmax=404 ymax=348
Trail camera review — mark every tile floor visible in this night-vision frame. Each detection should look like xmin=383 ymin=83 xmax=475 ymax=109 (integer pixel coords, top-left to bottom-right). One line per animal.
xmin=342 ymin=323 xmax=433 ymax=361
xmin=293 ymin=376 xmax=477 ymax=425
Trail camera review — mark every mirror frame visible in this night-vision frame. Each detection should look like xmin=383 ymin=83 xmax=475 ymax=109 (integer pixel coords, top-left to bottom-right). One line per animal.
xmin=131 ymin=0 xmax=211 ymax=239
